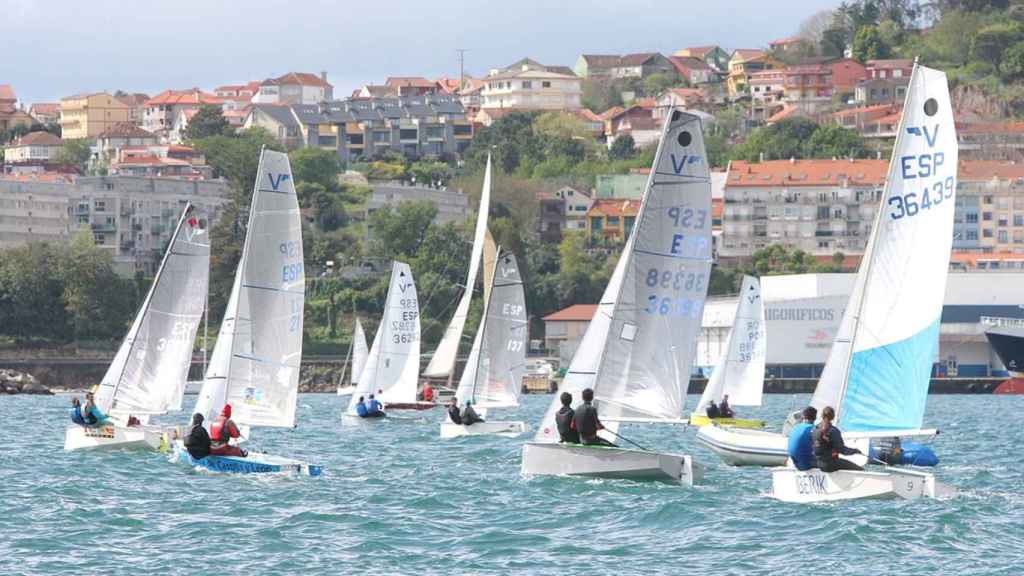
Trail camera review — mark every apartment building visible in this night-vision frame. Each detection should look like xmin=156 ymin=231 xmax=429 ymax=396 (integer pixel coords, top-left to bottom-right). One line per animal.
xmin=481 ymin=59 xmax=581 ymax=111
xmin=59 ymin=93 xmax=130 ymax=139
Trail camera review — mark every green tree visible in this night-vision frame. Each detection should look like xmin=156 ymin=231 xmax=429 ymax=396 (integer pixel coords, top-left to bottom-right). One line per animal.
xmin=289 ymin=147 xmax=341 ymax=191
xmin=184 ymin=104 xmax=231 ymax=140
xmin=609 ymin=134 xmax=636 ymax=160
xmin=642 ymin=72 xmax=683 ymax=96
xmin=366 ymin=161 xmax=406 ymax=181
xmin=193 ymin=127 xmax=283 ymax=197
xmin=971 ymin=22 xmax=1024 ymax=62
xmin=0 ymin=242 xmax=69 ymax=341
xmin=802 ymin=125 xmax=868 ymax=159
xmin=408 ymin=160 xmax=452 ymax=187
xmin=368 ymin=201 xmax=438 ymax=259
xmin=54 ymin=139 xmax=92 ymax=173
xmin=58 ymin=229 xmax=134 ymax=341
xmin=852 ymin=25 xmax=892 ymax=62
xmin=731 ymin=117 xmax=820 ymax=162
xmin=1001 ymin=42 xmax=1024 ymax=81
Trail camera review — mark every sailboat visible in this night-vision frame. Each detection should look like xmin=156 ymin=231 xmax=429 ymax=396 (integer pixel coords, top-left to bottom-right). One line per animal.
xmin=422 ymin=154 xmax=492 ymax=389
xmin=173 ymin=148 xmax=320 ymax=476
xmin=440 ymin=248 xmax=529 ymax=438
xmin=65 ymin=203 xmax=209 ymax=451
xmin=342 ymin=261 xmax=421 ymax=422
xmin=689 ymin=275 xmax=766 ymax=429
xmin=336 ymin=317 xmax=368 ymax=397
xmin=521 ymin=108 xmax=712 ymax=485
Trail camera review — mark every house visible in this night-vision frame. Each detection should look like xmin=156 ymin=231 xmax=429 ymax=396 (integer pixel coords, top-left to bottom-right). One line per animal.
xmin=537 ymin=191 xmax=565 ymax=242
xmin=28 ymin=103 xmax=59 ymax=125
xmin=142 ymin=89 xmax=223 ymax=136
xmin=586 ymin=198 xmax=641 ymax=242
xmin=243 ymin=104 xmax=303 ymax=149
xmin=957 ymin=120 xmax=1024 ymax=161
xmin=769 ymin=36 xmax=804 ymax=53
xmin=59 ymin=93 xmax=131 ymax=139
xmin=830 ymin=103 xmax=901 ymax=142
xmin=384 ymin=77 xmax=439 ymax=97
xmin=595 ymin=173 xmax=648 ymax=199
xmin=854 ymin=59 xmax=913 ymax=106
xmin=572 ymin=109 xmax=605 ymax=138
xmin=783 ymin=62 xmax=834 ymax=113
xmin=214 ymin=81 xmax=261 ymax=100
xmin=96 ymin=122 xmax=159 ymax=165
xmin=606 ymin=102 xmax=661 ymax=148
xmin=481 ymin=58 xmax=582 ymax=111
xmin=3 ymin=131 xmax=62 ymax=163
xmin=252 ymin=72 xmax=333 ymax=105
xmin=169 ymin=108 xmax=200 ymax=144
xmin=656 ymin=88 xmax=704 ymax=112
xmin=574 ymin=53 xmax=674 ymax=79
xmin=457 ymin=78 xmax=486 ymax=112
xmin=556 ymin=186 xmax=593 ymax=230
xmin=749 ymin=70 xmax=786 ymax=122
xmin=667 ymin=56 xmax=718 ymax=85
xmin=727 ymin=50 xmax=781 ymax=97
xmin=828 ymin=58 xmax=868 ymax=100
xmin=674 ymin=46 xmax=731 ymax=72
xmin=542 ymin=304 xmax=599 ymax=362
xmin=765 ymin=103 xmax=813 ymax=125
xmin=115 ymin=93 xmax=150 ymax=125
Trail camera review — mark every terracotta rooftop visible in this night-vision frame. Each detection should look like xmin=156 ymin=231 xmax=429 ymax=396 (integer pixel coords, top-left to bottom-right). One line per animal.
xmin=0 ymin=85 xmax=15 ymax=101
xmin=588 ymin=198 xmax=642 ymax=216
xmin=385 ymin=76 xmax=436 ymax=89
xmin=958 ymin=160 xmax=1024 ymax=181
xmin=543 ymin=304 xmax=598 ymax=322
xmin=769 ymin=36 xmax=802 ymax=47
xmin=668 ymin=56 xmax=714 ymax=73
xmin=957 ymin=121 xmax=1024 ymax=135
xmin=727 ymin=159 xmax=888 ymax=187
xmin=29 ymin=103 xmax=58 ymax=114
xmin=9 ymin=131 xmax=61 ymax=147
xmin=831 ymin=103 xmax=901 ymax=118
xmin=731 ymin=49 xmax=765 ymax=60
xmin=116 ymin=155 xmax=191 ymax=167
xmin=146 ymin=89 xmax=222 ymax=106
xmin=271 ymin=72 xmax=331 ymax=88
xmin=98 ymin=122 xmax=156 ymax=139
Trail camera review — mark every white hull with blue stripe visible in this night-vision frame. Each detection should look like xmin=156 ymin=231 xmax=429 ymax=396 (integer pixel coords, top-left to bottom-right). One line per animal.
xmin=171 ymin=441 xmax=321 ymax=477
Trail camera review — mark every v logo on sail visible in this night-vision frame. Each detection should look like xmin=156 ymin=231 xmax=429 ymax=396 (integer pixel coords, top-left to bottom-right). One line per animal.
xmin=905 ymin=125 xmax=939 ymax=147
xmin=268 ymin=172 xmax=291 ymax=191
xmin=669 ymin=153 xmax=701 ymax=175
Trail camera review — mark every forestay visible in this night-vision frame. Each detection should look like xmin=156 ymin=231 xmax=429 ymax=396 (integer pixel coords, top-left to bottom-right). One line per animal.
xmin=95 ymin=203 xmax=209 ymax=418
xmin=811 ymin=64 xmax=957 ymax=433
xmin=696 ymin=275 xmax=766 ymax=409
xmin=347 ymin=261 xmax=420 ymax=412
xmin=194 ymin=149 xmax=305 ymax=429
xmin=534 ymin=109 xmax=713 ymax=441
xmin=455 ymin=250 xmax=528 ymax=409
xmin=423 ymin=155 xmax=492 ymax=377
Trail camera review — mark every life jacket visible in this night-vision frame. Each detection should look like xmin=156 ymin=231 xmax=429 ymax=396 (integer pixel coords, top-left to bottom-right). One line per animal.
xmin=70 ymin=406 xmax=86 ymax=426
xmin=555 ymin=406 xmax=578 ymax=443
xmin=574 ymin=403 xmax=600 ymax=439
xmin=211 ymin=416 xmax=235 ymax=443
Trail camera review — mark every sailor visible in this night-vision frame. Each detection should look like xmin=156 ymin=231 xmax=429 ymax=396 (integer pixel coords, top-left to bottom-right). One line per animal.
xmin=210 ymin=404 xmax=246 ymax=457
xmin=183 ymin=413 xmax=211 ymax=460
xmin=705 ymin=400 xmax=721 ymax=419
xmin=718 ymin=394 xmax=735 ymax=418
xmin=446 ymin=398 xmax=463 ymax=425
xmin=422 ymin=383 xmax=434 ymax=403
xmin=813 ymin=406 xmax=863 ymax=472
xmin=786 ymin=406 xmax=817 ymax=471
xmin=82 ymin=391 xmax=110 ymax=427
xmin=555 ymin=391 xmax=579 ymax=444
xmin=354 ymin=396 xmax=369 ymax=418
xmin=573 ymin=388 xmax=616 ymax=447
xmin=461 ymin=400 xmax=484 ymax=426
xmin=69 ymin=397 xmax=86 ymax=426
xmin=364 ymin=394 xmax=385 ymax=418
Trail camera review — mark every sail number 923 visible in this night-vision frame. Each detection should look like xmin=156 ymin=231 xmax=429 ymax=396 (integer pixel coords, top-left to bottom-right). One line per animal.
xmin=888 ymin=176 xmax=954 ymax=221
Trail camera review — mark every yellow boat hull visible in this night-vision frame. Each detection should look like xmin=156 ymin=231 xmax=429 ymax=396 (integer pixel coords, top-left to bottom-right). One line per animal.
xmin=688 ymin=415 xmax=765 ymax=429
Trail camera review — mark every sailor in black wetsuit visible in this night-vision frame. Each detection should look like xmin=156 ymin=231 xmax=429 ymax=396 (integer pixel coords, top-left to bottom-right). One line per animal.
xmin=447 ymin=398 xmax=463 ymax=425
xmin=572 ymin=388 xmax=616 ymax=447
xmin=183 ymin=413 xmax=211 ymax=460
xmin=461 ymin=400 xmax=484 ymax=426
xmin=705 ymin=400 xmax=721 ymax=419
xmin=813 ymin=405 xmax=864 ymax=472
xmin=718 ymin=394 xmax=735 ymax=418
xmin=554 ymin=391 xmax=579 ymax=443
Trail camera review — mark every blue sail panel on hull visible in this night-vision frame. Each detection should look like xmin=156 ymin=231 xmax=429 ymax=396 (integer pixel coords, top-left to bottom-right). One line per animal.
xmin=840 ymin=319 xmax=940 ymax=432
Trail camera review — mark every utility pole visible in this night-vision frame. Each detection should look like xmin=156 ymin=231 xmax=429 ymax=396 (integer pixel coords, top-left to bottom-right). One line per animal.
xmin=457 ymin=48 xmax=468 ymax=90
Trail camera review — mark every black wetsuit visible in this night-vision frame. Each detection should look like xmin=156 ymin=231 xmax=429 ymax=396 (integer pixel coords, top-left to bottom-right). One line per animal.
xmin=718 ymin=400 xmax=735 ymax=418
xmin=462 ymin=405 xmax=483 ymax=425
xmin=555 ymin=406 xmax=579 ymax=443
xmin=573 ymin=402 xmax=615 ymax=446
xmin=813 ymin=424 xmax=863 ymax=472
xmin=706 ymin=403 xmax=721 ymax=418
xmin=447 ymin=405 xmax=463 ymax=425
xmin=184 ymin=424 xmax=211 ymax=460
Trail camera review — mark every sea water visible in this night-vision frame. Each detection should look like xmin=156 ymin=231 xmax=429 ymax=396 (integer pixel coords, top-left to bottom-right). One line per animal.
xmin=2 ymin=393 xmax=1021 ymax=576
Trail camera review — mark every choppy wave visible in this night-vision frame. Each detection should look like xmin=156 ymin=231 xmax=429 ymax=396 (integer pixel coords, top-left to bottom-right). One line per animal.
xmin=1 ymin=393 xmax=1021 ymax=576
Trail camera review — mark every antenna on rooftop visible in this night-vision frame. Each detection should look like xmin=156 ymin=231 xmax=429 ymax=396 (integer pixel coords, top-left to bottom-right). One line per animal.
xmin=457 ymin=48 xmax=469 ymax=91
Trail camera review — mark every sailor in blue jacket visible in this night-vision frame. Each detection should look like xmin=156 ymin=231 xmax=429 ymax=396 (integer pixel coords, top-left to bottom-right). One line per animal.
xmin=355 ymin=396 xmax=368 ymax=417
xmin=69 ymin=397 xmax=86 ymax=426
xmin=365 ymin=394 xmax=384 ymax=417
xmin=82 ymin=392 xmax=110 ymax=426
xmin=786 ymin=406 xmax=817 ymax=470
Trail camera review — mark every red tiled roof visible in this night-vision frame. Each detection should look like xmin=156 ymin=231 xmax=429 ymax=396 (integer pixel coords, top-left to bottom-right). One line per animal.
xmin=957 ymin=121 xmax=1024 ymax=135
xmin=434 ymin=77 xmax=463 ymax=94
xmin=668 ymin=56 xmax=713 ymax=74
xmin=831 ymin=103 xmax=901 ymax=118
xmin=958 ymin=160 xmax=1024 ymax=181
xmin=599 ymin=106 xmax=625 ymax=120
xmin=588 ymin=198 xmax=642 ymax=216
xmin=29 ymin=103 xmax=58 ymax=114
xmin=146 ymin=89 xmax=223 ymax=106
xmin=727 ymin=159 xmax=888 ymax=187
xmin=766 ymin=104 xmax=803 ymax=123
xmin=98 ymin=122 xmax=156 ymax=139
xmin=116 ymin=155 xmax=190 ymax=166
xmin=385 ymin=76 xmax=436 ymax=89
xmin=542 ymin=304 xmax=597 ymax=322
xmin=711 ymin=197 xmax=724 ymax=220
xmin=10 ymin=131 xmax=61 ymax=146
xmin=951 ymin=251 xmax=1024 ymax=267
xmin=634 ymin=97 xmax=657 ymax=109
xmin=273 ymin=72 xmax=332 ymax=88
xmin=574 ymin=108 xmax=603 ymax=123
xmin=0 ymin=85 xmax=15 ymax=101
xmin=732 ymin=49 xmax=765 ymax=60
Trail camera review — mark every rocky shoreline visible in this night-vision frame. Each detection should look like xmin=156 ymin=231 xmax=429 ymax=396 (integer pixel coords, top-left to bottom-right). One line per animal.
xmin=0 ymin=369 xmax=53 ymax=395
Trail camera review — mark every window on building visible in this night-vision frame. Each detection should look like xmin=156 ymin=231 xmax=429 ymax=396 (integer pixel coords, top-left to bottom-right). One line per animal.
xmin=522 ymin=81 xmax=532 ymax=89
xmin=95 ymin=200 xmax=106 ymax=212
xmin=1016 ymin=231 xmax=1024 ymax=244
xmin=542 ymin=81 xmax=551 ymax=88
xmin=999 ymin=230 xmax=1009 ymax=243
xmin=607 ymin=216 xmax=620 ymax=227
xmin=983 ymin=212 xmax=992 ymax=221
xmin=591 ymin=217 xmax=603 ymax=231
xmin=984 ymin=195 xmax=993 ymax=204
xmin=967 ymin=230 xmax=978 ymax=241
xmin=348 ymin=134 xmax=364 ymax=145
xmin=984 ymin=229 xmax=993 ymax=238
xmin=966 ymin=213 xmax=978 ymax=224
xmin=453 ymin=124 xmax=472 ymax=136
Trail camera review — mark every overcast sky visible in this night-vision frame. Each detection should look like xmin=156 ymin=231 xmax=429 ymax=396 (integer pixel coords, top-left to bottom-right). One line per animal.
xmin=3 ymin=0 xmax=840 ymax=104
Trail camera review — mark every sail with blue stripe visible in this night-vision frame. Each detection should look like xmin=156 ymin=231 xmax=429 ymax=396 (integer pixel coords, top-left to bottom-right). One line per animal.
xmin=811 ymin=64 xmax=958 ymax=433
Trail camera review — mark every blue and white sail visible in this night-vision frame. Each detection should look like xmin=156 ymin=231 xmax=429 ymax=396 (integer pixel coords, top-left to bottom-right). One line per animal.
xmin=194 ymin=149 xmax=305 ymax=429
xmin=811 ymin=64 xmax=957 ymax=433
xmin=534 ymin=109 xmax=713 ymax=441
xmin=696 ymin=275 xmax=766 ymax=409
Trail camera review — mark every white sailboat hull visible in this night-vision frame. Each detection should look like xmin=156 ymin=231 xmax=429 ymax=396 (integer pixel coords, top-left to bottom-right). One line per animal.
xmin=336 ymin=385 xmax=356 ymax=397
xmin=64 ymin=424 xmax=163 ymax=451
xmin=696 ymin=424 xmax=789 ymax=467
xmin=771 ymin=467 xmax=956 ymax=503
xmin=521 ymin=442 xmax=701 ymax=486
xmin=440 ymin=420 xmax=527 ymax=439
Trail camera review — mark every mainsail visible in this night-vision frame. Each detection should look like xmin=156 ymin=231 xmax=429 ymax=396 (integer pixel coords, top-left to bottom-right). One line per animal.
xmin=347 ymin=261 xmax=420 ymax=412
xmin=423 ymin=155 xmax=492 ymax=377
xmin=95 ymin=203 xmax=209 ymax=418
xmin=535 ymin=109 xmax=713 ymax=441
xmin=696 ymin=275 xmax=766 ymax=409
xmin=194 ymin=149 xmax=305 ymax=429
xmin=811 ymin=64 xmax=957 ymax=433
xmin=454 ymin=249 xmax=528 ymax=409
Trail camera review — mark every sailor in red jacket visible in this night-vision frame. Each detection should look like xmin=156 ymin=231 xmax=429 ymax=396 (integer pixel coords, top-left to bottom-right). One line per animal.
xmin=209 ymin=404 xmax=245 ymax=457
